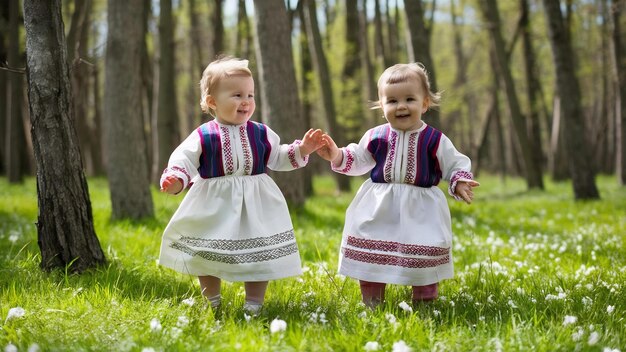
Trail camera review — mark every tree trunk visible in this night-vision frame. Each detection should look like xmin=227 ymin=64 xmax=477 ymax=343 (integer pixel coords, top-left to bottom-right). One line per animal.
xmin=297 ymin=0 xmax=315 ymax=197
xmin=67 ymin=0 xmax=94 ymax=175
xmin=105 ymin=0 xmax=154 ymax=219
xmin=385 ymin=0 xmax=398 ymax=64
xmin=212 ymin=0 xmax=224 ymax=57
xmin=7 ymin=0 xmax=26 ymax=183
xmin=342 ymin=0 xmax=363 ymax=141
xmin=358 ymin=0 xmax=378 ymax=128
xmin=23 ymin=0 xmax=105 ymax=272
xmin=613 ymin=0 xmax=626 ymax=185
xmin=450 ymin=0 xmax=476 ymax=156
xmin=235 ymin=0 xmax=252 ymax=59
xmin=373 ymin=0 xmax=388 ymax=68
xmin=543 ymin=0 xmax=600 ymax=199
xmin=404 ymin=0 xmax=441 ymax=129
xmin=141 ymin=0 xmax=153 ymax=178
xmin=303 ymin=0 xmax=351 ymax=192
xmin=155 ymin=0 xmax=179 ymax=182
xmin=479 ymin=0 xmax=544 ymax=190
xmin=0 ymin=1 xmax=8 ymax=175
xmin=186 ymin=0 xmax=203 ymax=134
xmin=520 ymin=0 xmax=546 ymax=180
xmin=253 ymin=0 xmax=310 ymax=206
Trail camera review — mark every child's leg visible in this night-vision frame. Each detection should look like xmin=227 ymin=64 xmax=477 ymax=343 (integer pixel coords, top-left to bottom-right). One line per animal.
xmin=412 ymin=282 xmax=438 ymax=302
xmin=198 ymin=275 xmax=221 ymax=308
xmin=243 ymin=281 xmax=268 ymax=314
xmin=359 ymin=280 xmax=386 ymax=308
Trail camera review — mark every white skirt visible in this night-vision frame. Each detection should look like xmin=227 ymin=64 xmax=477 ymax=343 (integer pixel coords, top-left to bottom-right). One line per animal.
xmin=338 ymin=179 xmax=454 ymax=286
xmin=159 ymin=173 xmax=303 ymax=281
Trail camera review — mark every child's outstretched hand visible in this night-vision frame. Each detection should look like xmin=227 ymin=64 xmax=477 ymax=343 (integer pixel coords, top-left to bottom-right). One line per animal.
xmin=317 ymin=134 xmax=342 ymax=165
xmin=299 ymin=129 xmax=324 ymax=156
xmin=455 ymin=180 xmax=480 ymax=204
xmin=160 ymin=175 xmax=183 ymax=195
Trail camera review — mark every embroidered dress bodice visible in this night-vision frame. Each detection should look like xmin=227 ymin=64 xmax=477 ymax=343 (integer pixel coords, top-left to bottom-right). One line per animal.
xmin=161 ymin=119 xmax=307 ymax=190
xmin=333 ymin=123 xmax=472 ymax=197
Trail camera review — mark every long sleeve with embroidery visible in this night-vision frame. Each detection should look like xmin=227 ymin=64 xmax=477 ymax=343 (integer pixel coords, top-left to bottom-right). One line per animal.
xmin=330 ymin=123 xmax=473 ymax=199
xmin=160 ymin=120 xmax=307 ymax=190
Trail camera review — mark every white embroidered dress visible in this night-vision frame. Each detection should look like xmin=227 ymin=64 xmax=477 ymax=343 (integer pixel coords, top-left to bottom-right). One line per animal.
xmin=158 ymin=120 xmax=306 ymax=281
xmin=332 ymin=123 xmax=473 ymax=286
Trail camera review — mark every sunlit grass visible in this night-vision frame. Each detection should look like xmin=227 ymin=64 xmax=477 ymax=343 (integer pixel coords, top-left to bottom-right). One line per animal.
xmin=1 ymin=174 xmax=625 ymax=351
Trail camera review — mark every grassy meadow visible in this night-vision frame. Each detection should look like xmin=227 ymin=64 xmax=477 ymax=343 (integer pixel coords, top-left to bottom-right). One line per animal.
xmin=0 ymin=174 xmax=625 ymax=351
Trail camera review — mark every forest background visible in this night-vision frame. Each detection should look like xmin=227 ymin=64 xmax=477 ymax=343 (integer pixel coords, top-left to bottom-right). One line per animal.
xmin=1 ymin=0 xmax=626 ymax=350
xmin=1 ymin=0 xmax=625 ymax=207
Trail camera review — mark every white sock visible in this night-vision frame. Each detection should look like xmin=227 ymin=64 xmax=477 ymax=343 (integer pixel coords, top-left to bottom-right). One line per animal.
xmin=206 ymin=294 xmax=221 ymax=309
xmin=243 ymin=300 xmax=262 ymax=314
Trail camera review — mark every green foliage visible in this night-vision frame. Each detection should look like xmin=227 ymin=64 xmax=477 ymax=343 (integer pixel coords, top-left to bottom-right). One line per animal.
xmin=1 ymin=175 xmax=625 ymax=351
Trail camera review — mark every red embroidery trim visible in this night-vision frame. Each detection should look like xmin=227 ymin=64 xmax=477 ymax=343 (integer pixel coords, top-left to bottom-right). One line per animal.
xmin=346 ymin=236 xmax=449 ymax=256
xmin=344 ymin=248 xmax=450 ymax=268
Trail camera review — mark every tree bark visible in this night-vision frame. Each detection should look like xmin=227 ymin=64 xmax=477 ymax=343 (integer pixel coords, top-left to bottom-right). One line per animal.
xmin=543 ymin=0 xmax=600 ymax=199
xmin=303 ymin=0 xmax=351 ymax=192
xmin=235 ymin=0 xmax=252 ymax=59
xmin=479 ymin=0 xmax=544 ymax=190
xmin=297 ymin=0 xmax=315 ymax=197
xmin=520 ymin=0 xmax=546 ymax=181
xmin=105 ymin=0 xmax=154 ymax=219
xmin=358 ymin=0 xmax=378 ymax=128
xmin=342 ymin=0 xmax=363 ymax=141
xmin=253 ymin=0 xmax=311 ymax=206
xmin=0 ymin=1 xmax=8 ymax=175
xmin=23 ymin=0 xmax=105 ymax=272
xmin=212 ymin=0 xmax=224 ymax=57
xmin=404 ymin=0 xmax=441 ymax=129
xmin=155 ymin=0 xmax=179 ymax=182
xmin=7 ymin=0 xmax=26 ymax=183
xmin=613 ymin=0 xmax=626 ymax=185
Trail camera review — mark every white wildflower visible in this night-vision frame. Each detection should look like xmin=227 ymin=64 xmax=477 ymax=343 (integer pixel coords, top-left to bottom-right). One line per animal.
xmin=169 ymin=327 xmax=183 ymax=339
xmin=392 ymin=340 xmax=413 ymax=352
xmin=507 ymin=300 xmax=517 ymax=309
xmin=8 ymin=234 xmax=18 ymax=243
xmin=602 ymin=348 xmax=621 ymax=352
xmin=27 ymin=344 xmax=40 ymax=352
xmin=563 ymin=315 xmax=577 ymax=326
xmin=5 ymin=307 xmax=25 ymax=322
xmin=572 ymin=327 xmax=584 ymax=341
xmin=150 ymin=318 xmax=162 ymax=332
xmin=5 ymin=344 xmax=17 ymax=352
xmin=177 ymin=315 xmax=189 ymax=327
xmin=358 ymin=311 xmax=368 ymax=319
xmin=141 ymin=348 xmax=156 ymax=352
xmin=244 ymin=313 xmax=252 ymax=322
xmin=385 ymin=313 xmax=397 ymax=324
xmin=607 ymin=305 xmax=615 ymax=314
xmin=181 ymin=297 xmax=195 ymax=306
xmin=364 ymin=341 xmax=380 ymax=351
xmin=588 ymin=332 xmax=600 ymax=346
xmin=582 ymin=297 xmax=593 ymax=306
xmin=433 ymin=309 xmax=441 ymax=317
xmin=270 ymin=318 xmax=287 ymax=334
xmin=398 ymin=301 xmax=413 ymax=313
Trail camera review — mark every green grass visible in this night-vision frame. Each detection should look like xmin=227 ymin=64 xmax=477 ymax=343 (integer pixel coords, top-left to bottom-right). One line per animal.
xmin=1 ymin=174 xmax=625 ymax=351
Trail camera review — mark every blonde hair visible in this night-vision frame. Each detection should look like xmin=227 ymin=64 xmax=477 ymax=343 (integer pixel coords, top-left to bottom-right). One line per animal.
xmin=199 ymin=56 xmax=252 ymax=116
xmin=370 ymin=62 xmax=441 ymax=110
